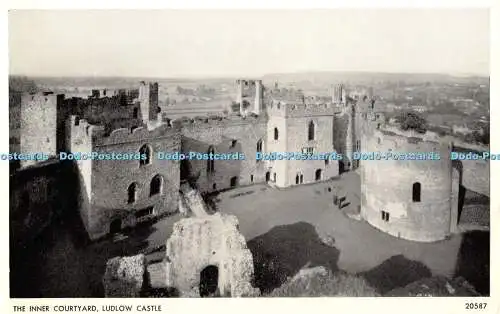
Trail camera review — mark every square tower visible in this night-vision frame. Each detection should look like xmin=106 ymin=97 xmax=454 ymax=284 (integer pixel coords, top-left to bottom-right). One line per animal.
xmin=138 ymin=81 xmax=160 ymax=123
xmin=235 ymin=79 xmax=263 ymax=116
xmin=266 ymin=97 xmax=340 ymax=188
xmin=18 ymin=92 xmax=63 ymax=167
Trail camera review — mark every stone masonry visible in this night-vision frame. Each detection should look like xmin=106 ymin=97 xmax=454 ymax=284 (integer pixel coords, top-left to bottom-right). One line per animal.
xmin=164 ymin=212 xmax=259 ymax=297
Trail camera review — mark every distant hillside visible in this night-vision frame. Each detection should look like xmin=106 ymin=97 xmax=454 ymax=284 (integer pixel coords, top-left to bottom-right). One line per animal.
xmin=262 ymin=71 xmax=489 ymax=86
xmin=9 ymin=76 xmax=38 ymax=93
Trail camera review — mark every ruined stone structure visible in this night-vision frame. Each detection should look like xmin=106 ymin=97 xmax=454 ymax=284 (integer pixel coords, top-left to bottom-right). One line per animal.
xmin=13 ymin=92 xmax=65 ymax=168
xmin=180 ymin=115 xmax=268 ymax=193
xmin=138 ymin=81 xmax=160 ymax=123
xmin=164 ymin=212 xmax=259 ymax=297
xmin=332 ymin=83 xmax=348 ymax=104
xmin=102 ymin=186 xmax=259 ymax=298
xmin=11 ymin=78 xmax=486 ymax=244
xmin=10 ymin=79 xmax=383 ymax=240
xmin=360 ymin=126 xmax=459 ymax=242
xmin=66 ymin=115 xmax=181 ymax=240
xmin=235 ymin=79 xmax=264 ymax=116
xmin=103 ymin=254 xmax=146 ymax=297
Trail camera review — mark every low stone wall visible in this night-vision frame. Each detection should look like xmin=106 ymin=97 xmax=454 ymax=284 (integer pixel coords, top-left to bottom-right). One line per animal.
xmin=461 ymin=159 xmax=489 ymax=197
xmin=103 ymin=255 xmax=146 ymax=297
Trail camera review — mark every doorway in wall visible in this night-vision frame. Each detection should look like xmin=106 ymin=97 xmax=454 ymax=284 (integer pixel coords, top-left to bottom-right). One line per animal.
xmin=339 ymin=160 xmax=345 ymax=174
xmin=109 ymin=218 xmax=122 ymax=234
xmin=230 ymin=176 xmax=238 ymax=187
xmin=315 ymin=169 xmax=322 ymax=181
xmin=199 ymin=265 xmax=219 ymax=297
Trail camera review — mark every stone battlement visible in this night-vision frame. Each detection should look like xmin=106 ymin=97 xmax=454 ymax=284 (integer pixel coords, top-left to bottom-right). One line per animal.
xmin=69 ymin=115 xmax=179 ymax=147
xmin=267 ymin=98 xmax=340 ymax=118
xmin=370 ymin=126 xmax=452 ymax=154
xmin=21 ymin=92 xmax=62 ymax=103
xmin=174 ymin=114 xmax=266 ymax=128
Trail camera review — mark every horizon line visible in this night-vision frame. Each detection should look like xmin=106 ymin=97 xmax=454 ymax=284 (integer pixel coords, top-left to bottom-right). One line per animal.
xmin=8 ymin=69 xmax=491 ymax=80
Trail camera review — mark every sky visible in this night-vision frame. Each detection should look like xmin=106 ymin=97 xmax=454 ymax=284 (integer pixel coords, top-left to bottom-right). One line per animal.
xmin=8 ymin=9 xmax=490 ymax=78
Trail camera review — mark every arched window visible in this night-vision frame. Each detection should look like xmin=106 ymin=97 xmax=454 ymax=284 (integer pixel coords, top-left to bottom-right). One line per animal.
xmin=128 ymin=182 xmax=138 ymax=204
xmin=274 ymin=128 xmax=279 ymax=140
xmin=139 ymin=144 xmax=152 ymax=166
xmin=150 ymin=175 xmax=163 ymax=196
xmin=412 ymin=182 xmax=421 ymax=202
xmin=308 ymin=121 xmax=315 ymax=141
xmin=207 ymin=146 xmax=215 ymax=173
xmin=256 ymin=139 xmax=263 ymax=153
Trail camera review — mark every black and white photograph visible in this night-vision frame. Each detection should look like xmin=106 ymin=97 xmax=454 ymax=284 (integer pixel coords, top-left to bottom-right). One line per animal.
xmin=7 ymin=8 xmax=491 ymax=299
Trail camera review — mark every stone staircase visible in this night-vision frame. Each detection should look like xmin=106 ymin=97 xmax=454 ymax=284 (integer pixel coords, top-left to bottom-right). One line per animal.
xmin=179 ymin=182 xmax=209 ymax=218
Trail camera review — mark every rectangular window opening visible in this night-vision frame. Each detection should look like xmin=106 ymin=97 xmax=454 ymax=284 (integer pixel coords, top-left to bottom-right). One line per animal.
xmin=381 ymin=210 xmax=390 ymax=222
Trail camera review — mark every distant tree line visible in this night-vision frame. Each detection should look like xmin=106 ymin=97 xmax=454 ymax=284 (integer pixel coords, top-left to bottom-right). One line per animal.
xmin=395 ymin=111 xmax=427 ymax=134
xmin=175 ymin=85 xmax=216 ymax=96
xmin=9 ymin=76 xmax=38 ymax=93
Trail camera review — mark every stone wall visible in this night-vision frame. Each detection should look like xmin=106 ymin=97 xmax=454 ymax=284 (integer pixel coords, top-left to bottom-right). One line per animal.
xmin=103 ymin=255 xmax=146 ymax=297
xmin=181 ymin=118 xmax=268 ymax=193
xmin=67 ymin=116 xmax=97 ymax=237
xmin=9 ymin=92 xmax=22 ymax=153
xmin=285 ymin=115 xmax=339 ymax=186
xmin=267 ymin=101 xmax=340 ymax=187
xmin=88 ymin=124 xmax=181 ymax=239
xmin=164 ymin=213 xmax=259 ymax=297
xmin=10 ymin=160 xmax=78 ymax=247
xmin=266 ymin=114 xmax=288 ymax=186
xmin=460 ymin=159 xmax=489 ymax=197
xmin=19 ymin=93 xmax=61 ymax=167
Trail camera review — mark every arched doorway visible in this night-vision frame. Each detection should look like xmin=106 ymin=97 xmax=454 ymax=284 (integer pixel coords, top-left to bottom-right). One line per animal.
xmin=265 ymin=172 xmax=270 ymax=182
xmin=110 ymin=218 xmax=122 ymax=234
xmin=230 ymin=176 xmax=238 ymax=187
xmin=339 ymin=160 xmax=345 ymax=174
xmin=199 ymin=265 xmax=219 ymax=297
xmin=315 ymin=169 xmax=322 ymax=181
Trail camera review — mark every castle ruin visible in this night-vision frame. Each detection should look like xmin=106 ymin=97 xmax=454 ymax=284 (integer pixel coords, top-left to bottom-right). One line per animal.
xmin=9 ymin=79 xmax=485 ymax=244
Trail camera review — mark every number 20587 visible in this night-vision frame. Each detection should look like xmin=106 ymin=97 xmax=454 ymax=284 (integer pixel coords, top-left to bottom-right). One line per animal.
xmin=465 ymin=303 xmax=487 ymax=310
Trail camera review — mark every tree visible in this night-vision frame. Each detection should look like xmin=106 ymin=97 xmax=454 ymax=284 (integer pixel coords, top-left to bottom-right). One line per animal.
xmin=396 ymin=111 xmax=427 ymax=134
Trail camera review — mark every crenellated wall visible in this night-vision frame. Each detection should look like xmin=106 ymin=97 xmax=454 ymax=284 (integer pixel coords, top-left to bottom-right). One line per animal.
xmin=267 ymin=99 xmax=339 ymax=118
xmin=68 ymin=115 xmax=181 ymax=240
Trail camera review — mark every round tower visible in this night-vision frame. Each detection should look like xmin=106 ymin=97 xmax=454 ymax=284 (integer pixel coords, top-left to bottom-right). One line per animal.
xmin=360 ymin=127 xmax=455 ymax=242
